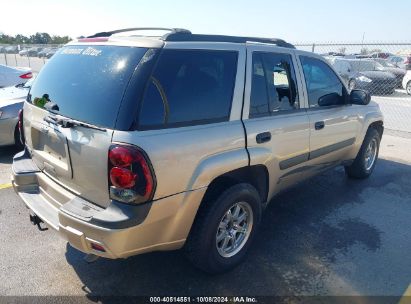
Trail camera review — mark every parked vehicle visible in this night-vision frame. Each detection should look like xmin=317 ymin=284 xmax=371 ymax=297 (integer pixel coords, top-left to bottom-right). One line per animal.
xmin=37 ymin=48 xmax=52 ymax=58
xmin=0 ymin=78 xmax=34 ymax=147
xmin=403 ymin=71 xmax=411 ymax=95
xmin=45 ymin=48 xmax=58 ymax=58
xmin=12 ymin=28 xmax=383 ymax=274
xmin=18 ymin=48 xmax=30 ymax=56
xmin=0 ymin=64 xmax=32 ymax=88
xmin=369 ymin=52 xmax=393 ymax=59
xmin=388 ymin=55 xmax=411 ymax=70
xmin=328 ymin=58 xmax=397 ymax=95
xmin=19 ymin=47 xmax=43 ymax=57
xmin=5 ymin=45 xmax=19 ymax=54
xmin=372 ymin=58 xmax=406 ymax=87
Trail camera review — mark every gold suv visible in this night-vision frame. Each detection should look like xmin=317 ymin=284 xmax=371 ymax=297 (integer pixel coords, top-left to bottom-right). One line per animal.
xmin=12 ymin=28 xmax=383 ymax=273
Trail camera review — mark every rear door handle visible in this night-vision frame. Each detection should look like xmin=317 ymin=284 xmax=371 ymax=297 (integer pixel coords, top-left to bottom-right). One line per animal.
xmin=256 ymin=132 xmax=271 ymax=144
xmin=315 ymin=121 xmax=325 ymax=130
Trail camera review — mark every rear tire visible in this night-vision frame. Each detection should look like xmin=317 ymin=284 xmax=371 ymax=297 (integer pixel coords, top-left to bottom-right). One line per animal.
xmin=345 ymin=128 xmax=380 ymax=179
xmin=184 ymin=183 xmax=262 ymax=274
xmin=14 ymin=125 xmax=24 ymax=151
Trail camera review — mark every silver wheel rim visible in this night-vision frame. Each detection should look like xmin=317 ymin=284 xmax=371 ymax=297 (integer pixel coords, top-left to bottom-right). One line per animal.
xmin=364 ymin=138 xmax=378 ymax=171
xmin=349 ymin=81 xmax=355 ymax=91
xmin=216 ymin=201 xmax=253 ymax=258
xmin=407 ymin=83 xmax=411 ymax=95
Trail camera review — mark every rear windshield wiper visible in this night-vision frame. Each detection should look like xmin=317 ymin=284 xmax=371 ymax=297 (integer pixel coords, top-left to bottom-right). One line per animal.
xmin=44 ymin=115 xmax=106 ymax=132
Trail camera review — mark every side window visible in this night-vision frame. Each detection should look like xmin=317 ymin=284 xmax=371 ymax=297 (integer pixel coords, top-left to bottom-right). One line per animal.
xmin=138 ymin=49 xmax=238 ymax=129
xmin=300 ymin=56 xmax=347 ymax=108
xmin=250 ymin=52 xmax=299 ymax=118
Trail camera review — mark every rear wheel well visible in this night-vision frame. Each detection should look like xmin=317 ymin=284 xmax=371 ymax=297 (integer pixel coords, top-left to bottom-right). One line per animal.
xmin=368 ymin=120 xmax=384 ymax=138
xmin=201 ymin=165 xmax=269 ymax=206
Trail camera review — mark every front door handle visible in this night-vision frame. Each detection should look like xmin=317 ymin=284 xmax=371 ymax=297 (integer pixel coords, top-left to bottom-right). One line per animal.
xmin=256 ymin=132 xmax=271 ymax=144
xmin=315 ymin=121 xmax=325 ymax=130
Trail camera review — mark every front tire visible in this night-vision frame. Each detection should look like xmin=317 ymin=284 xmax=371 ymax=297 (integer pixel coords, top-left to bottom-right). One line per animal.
xmin=185 ymin=183 xmax=262 ymax=274
xmin=345 ymin=128 xmax=381 ymax=179
xmin=406 ymin=81 xmax=411 ymax=95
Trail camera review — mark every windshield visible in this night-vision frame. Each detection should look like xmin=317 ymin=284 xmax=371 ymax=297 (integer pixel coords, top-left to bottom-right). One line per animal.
xmin=28 ymin=45 xmax=148 ymax=129
xmin=350 ymin=60 xmax=384 ymax=72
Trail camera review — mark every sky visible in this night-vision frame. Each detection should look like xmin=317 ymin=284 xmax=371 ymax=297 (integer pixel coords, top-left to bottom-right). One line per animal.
xmin=1 ymin=0 xmax=411 ymax=43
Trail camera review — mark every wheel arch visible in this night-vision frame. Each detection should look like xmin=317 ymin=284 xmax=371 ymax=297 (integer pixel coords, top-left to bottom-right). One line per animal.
xmin=201 ymin=165 xmax=269 ymax=207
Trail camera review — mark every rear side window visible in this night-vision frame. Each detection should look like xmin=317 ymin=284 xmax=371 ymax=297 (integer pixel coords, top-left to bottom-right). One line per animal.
xmin=138 ymin=49 xmax=238 ymax=129
xmin=250 ymin=52 xmax=299 ymax=118
xmin=29 ymin=46 xmax=148 ymax=129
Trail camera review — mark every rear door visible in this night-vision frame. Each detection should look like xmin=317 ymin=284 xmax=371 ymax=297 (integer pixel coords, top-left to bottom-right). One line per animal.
xmin=242 ymin=44 xmax=310 ymax=198
xmin=297 ymin=54 xmax=361 ymax=166
xmin=24 ymin=45 xmax=149 ymax=208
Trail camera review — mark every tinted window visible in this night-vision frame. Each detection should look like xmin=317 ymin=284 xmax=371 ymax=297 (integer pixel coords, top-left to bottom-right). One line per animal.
xmin=29 ymin=46 xmax=148 ymax=128
xmin=138 ymin=49 xmax=238 ymax=129
xmin=300 ymin=56 xmax=347 ymax=108
xmin=250 ymin=52 xmax=299 ymax=118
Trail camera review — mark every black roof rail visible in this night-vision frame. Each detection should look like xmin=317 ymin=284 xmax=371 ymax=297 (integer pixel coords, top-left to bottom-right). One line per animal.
xmin=163 ymin=32 xmax=295 ymax=49
xmin=87 ymin=27 xmax=191 ymax=38
xmin=87 ymin=28 xmax=294 ymax=49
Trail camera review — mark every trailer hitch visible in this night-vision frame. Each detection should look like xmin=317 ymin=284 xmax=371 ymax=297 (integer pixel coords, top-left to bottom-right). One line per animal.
xmin=29 ymin=213 xmax=48 ymax=231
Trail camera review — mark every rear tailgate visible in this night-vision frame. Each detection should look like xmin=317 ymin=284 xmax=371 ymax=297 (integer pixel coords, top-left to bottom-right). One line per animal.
xmin=23 ymin=45 xmax=149 ymax=208
xmin=24 ymin=104 xmax=114 ymax=207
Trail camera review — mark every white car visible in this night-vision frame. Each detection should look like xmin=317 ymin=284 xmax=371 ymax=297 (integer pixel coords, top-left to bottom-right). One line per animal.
xmin=0 ymin=64 xmax=32 ymax=88
xmin=403 ymin=70 xmax=411 ymax=95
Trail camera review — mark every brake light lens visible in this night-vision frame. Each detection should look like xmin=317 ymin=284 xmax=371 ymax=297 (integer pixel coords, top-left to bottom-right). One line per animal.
xmin=108 ymin=144 xmax=155 ymax=204
xmin=19 ymin=72 xmax=32 ymax=79
xmin=109 ymin=146 xmax=137 ymax=167
xmin=110 ymin=167 xmax=137 ymax=188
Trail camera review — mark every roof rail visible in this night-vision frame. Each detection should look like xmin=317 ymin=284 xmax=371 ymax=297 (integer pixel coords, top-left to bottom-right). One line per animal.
xmin=86 ymin=28 xmax=294 ymax=49
xmin=87 ymin=27 xmax=191 ymax=38
xmin=163 ymin=32 xmax=295 ymax=49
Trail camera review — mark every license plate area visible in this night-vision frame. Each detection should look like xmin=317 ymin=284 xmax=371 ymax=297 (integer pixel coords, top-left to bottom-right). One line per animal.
xmin=30 ymin=122 xmax=72 ymax=180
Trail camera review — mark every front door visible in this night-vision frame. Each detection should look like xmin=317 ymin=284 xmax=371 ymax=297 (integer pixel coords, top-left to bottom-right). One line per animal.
xmin=297 ymin=54 xmax=360 ymax=167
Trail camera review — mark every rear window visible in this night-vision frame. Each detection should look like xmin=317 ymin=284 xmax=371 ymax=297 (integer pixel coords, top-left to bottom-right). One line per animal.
xmin=138 ymin=49 xmax=238 ymax=129
xmin=28 ymin=45 xmax=148 ymax=129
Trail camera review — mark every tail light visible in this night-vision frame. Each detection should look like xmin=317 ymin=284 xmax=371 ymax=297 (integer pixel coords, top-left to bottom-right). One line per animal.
xmin=108 ymin=144 xmax=156 ymax=204
xmin=18 ymin=109 xmax=25 ymax=145
xmin=19 ymin=72 xmax=32 ymax=79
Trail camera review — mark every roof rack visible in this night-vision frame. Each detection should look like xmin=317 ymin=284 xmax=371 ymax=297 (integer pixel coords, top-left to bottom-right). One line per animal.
xmin=163 ymin=33 xmax=295 ymax=49
xmin=87 ymin=28 xmax=295 ymax=49
xmin=87 ymin=27 xmax=191 ymax=38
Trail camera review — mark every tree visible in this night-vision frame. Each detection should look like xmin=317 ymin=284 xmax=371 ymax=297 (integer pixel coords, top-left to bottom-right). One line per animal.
xmin=0 ymin=32 xmax=72 ymax=44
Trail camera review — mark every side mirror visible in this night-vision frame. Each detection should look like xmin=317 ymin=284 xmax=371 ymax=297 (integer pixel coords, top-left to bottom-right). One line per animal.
xmin=318 ymin=92 xmax=341 ymax=107
xmin=350 ymin=89 xmax=371 ymax=105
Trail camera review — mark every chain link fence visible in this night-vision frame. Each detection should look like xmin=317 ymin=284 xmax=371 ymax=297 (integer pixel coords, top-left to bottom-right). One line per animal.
xmin=1 ymin=42 xmax=411 ymax=133
xmin=0 ymin=44 xmax=61 ymax=73
xmin=292 ymin=42 xmax=411 ymax=133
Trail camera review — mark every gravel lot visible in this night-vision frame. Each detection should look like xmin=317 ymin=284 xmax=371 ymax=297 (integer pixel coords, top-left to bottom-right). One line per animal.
xmin=0 ymin=135 xmax=410 ymax=300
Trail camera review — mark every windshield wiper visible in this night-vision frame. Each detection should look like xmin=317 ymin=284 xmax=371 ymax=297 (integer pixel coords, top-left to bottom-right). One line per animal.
xmin=44 ymin=115 xmax=106 ymax=131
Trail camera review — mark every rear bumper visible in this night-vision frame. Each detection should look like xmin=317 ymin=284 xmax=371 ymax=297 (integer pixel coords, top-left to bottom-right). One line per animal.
xmin=12 ymin=150 xmax=206 ymax=259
